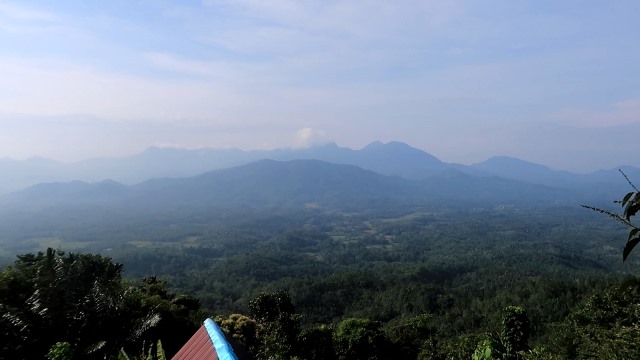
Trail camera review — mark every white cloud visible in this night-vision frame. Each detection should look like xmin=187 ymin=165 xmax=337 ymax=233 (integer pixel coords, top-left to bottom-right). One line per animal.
xmin=293 ymin=127 xmax=331 ymax=148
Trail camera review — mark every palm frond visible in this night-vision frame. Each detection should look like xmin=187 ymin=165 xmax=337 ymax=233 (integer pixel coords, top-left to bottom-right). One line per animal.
xmin=129 ymin=313 xmax=162 ymax=341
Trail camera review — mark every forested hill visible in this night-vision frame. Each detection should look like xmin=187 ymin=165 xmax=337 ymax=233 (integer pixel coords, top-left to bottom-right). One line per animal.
xmin=0 ymin=158 xmax=585 ymax=212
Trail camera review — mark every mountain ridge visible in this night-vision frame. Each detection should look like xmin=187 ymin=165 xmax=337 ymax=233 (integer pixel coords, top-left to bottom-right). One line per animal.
xmin=0 ymin=158 xmax=591 ymax=213
xmin=0 ymin=141 xmax=636 ymax=195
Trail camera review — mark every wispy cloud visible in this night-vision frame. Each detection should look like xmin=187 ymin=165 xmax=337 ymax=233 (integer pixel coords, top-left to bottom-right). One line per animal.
xmin=144 ymin=52 xmax=219 ymax=77
xmin=555 ymin=98 xmax=640 ymax=128
xmin=0 ymin=57 xmax=238 ymax=120
xmin=203 ymin=0 xmax=461 ymax=38
xmin=0 ymin=2 xmax=67 ymax=35
xmin=0 ymin=2 xmax=59 ymax=21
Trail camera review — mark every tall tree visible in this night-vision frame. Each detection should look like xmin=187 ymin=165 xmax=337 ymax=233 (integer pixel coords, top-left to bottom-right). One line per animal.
xmin=249 ymin=291 xmax=300 ymax=360
xmin=0 ymin=249 xmax=200 ymax=360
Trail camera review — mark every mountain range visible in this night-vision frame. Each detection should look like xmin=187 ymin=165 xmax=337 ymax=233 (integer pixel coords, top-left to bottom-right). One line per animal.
xmin=0 ymin=141 xmax=637 ymax=196
xmin=0 ymin=158 xmax=584 ymax=216
xmin=1 ymin=140 xmax=634 ymax=214
xmin=0 ymin=141 xmax=635 ymax=252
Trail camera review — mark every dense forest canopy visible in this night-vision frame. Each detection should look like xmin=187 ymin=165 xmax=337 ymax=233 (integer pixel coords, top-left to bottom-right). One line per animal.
xmin=1 ymin=201 xmax=639 ymax=359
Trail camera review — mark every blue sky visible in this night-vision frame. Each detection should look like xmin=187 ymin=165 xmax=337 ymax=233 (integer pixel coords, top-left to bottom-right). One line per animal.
xmin=0 ymin=0 xmax=639 ymax=172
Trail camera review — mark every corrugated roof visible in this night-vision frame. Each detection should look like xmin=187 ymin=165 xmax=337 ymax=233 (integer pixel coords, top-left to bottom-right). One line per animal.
xmin=171 ymin=319 xmax=238 ymax=360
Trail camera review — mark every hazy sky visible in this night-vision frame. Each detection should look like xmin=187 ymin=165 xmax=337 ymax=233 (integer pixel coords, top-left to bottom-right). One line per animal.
xmin=1 ymin=1 xmax=639 ymax=172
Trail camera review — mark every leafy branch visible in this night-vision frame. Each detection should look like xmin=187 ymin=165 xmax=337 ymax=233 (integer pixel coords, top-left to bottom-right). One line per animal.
xmin=582 ymin=170 xmax=640 ymax=261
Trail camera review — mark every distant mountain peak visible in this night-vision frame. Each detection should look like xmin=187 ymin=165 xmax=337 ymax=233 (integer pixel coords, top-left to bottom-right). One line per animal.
xmin=25 ymin=156 xmax=59 ymax=165
xmin=385 ymin=141 xmax=412 ymax=147
xmin=476 ymin=156 xmax=552 ymax=171
xmin=314 ymin=142 xmax=339 ymax=148
xmin=362 ymin=141 xmax=415 ymax=150
xmin=362 ymin=141 xmax=384 ymax=150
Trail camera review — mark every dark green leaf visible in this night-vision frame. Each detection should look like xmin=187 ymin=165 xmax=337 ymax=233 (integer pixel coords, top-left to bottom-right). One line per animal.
xmin=623 ymin=236 xmax=640 ymax=261
xmin=624 ymin=203 xmax=640 ymax=221
xmin=621 ymin=192 xmax=635 ymax=206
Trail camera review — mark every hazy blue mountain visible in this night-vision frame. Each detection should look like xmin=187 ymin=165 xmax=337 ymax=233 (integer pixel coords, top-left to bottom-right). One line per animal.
xmin=0 ymin=141 xmax=637 ymax=196
xmin=203 ymin=141 xmax=447 ymax=178
xmin=420 ymin=168 xmax=581 ymax=205
xmin=2 ymin=179 xmax=129 ymax=209
xmin=0 ymin=159 xmax=587 ymax=214
xmin=354 ymin=141 xmax=446 ymax=178
xmin=0 ymin=157 xmax=69 ymax=195
xmin=588 ymin=166 xmax=640 ymax=186
xmin=469 ymin=156 xmax=583 ymax=187
xmin=0 ymin=141 xmax=447 ymax=194
xmin=127 ymin=159 xmax=417 ymax=209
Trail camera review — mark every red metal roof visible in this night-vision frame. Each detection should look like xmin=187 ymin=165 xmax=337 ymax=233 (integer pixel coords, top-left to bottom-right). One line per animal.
xmin=171 ymin=325 xmax=219 ymax=360
xmin=172 ymin=318 xmax=239 ymax=360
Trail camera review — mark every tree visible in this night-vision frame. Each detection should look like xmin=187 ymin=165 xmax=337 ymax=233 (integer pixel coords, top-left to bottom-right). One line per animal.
xmin=217 ymin=314 xmax=258 ymax=353
xmin=472 ymin=306 xmax=530 ymax=360
xmin=386 ymin=314 xmax=433 ymax=359
xmin=333 ymin=318 xmax=390 ymax=360
xmin=248 ymin=291 xmax=300 ymax=360
xmin=298 ymin=325 xmax=337 ymax=360
xmin=545 ymin=287 xmax=640 ymax=359
xmin=46 ymin=342 xmax=74 ymax=360
xmin=121 ymin=276 xmax=201 ymax=357
xmin=0 ymin=249 xmax=126 ymax=359
xmin=0 ymin=249 xmax=200 ymax=360
xmin=500 ymin=306 xmax=530 ymax=358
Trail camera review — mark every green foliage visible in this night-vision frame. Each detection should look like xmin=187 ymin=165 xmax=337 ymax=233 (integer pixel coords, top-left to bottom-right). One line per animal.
xmin=386 ymin=314 xmax=433 ymax=359
xmin=333 ymin=318 xmax=390 ymax=360
xmin=0 ymin=249 xmax=199 ymax=360
xmin=0 ymin=249 xmax=126 ymax=359
xmin=217 ymin=314 xmax=258 ymax=351
xmin=88 ymin=206 xmax=633 ymax=359
xmin=122 ymin=276 xmax=201 ymax=356
xmin=546 ymin=287 xmax=640 ymax=359
xmin=47 ymin=342 xmax=74 ymax=360
xmin=249 ymin=290 xmax=296 ymax=323
xmin=249 ymin=291 xmax=300 ymax=360
xmin=3 ymin=202 xmax=640 ymax=359
xmin=520 ymin=347 xmax=564 ymax=360
xmin=500 ymin=306 xmax=530 ymax=357
xmin=472 ymin=339 xmax=494 ymax=360
xmin=118 ymin=349 xmax=132 ymax=360
xmin=117 ymin=340 xmax=167 ymax=360
xmin=149 ymin=340 xmax=167 ymax=360
xmin=433 ymin=333 xmax=481 ymax=360
xmin=470 ymin=306 xmax=530 ymax=360
xmin=297 ymin=325 xmax=336 ymax=360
